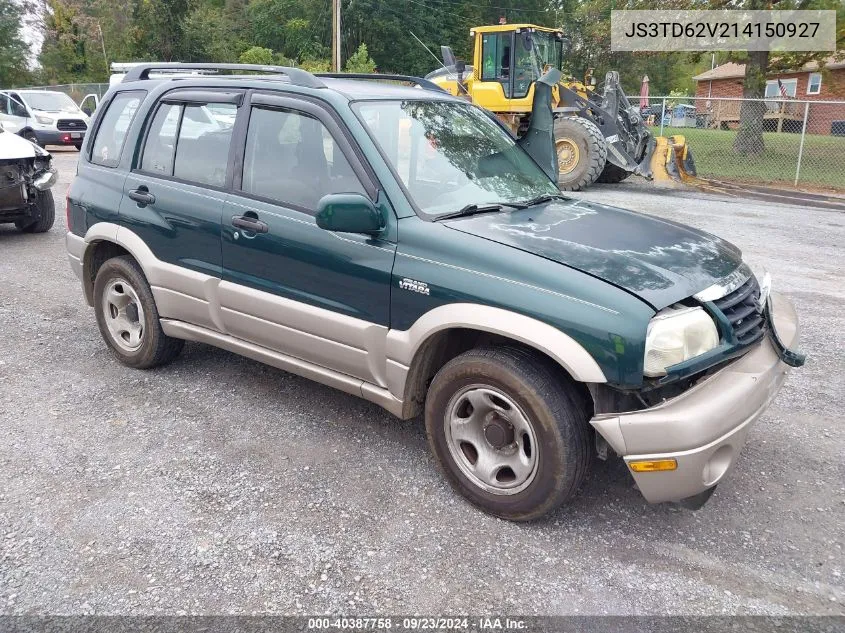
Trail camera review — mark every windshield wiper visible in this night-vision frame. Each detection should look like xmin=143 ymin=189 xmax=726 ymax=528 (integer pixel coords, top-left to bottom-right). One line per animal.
xmin=435 ymin=202 xmax=524 ymax=221
xmin=517 ymin=193 xmax=568 ymax=208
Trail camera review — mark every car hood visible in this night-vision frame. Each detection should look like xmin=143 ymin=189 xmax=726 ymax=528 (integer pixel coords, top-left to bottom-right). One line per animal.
xmin=0 ymin=131 xmax=50 ymax=160
xmin=443 ymin=198 xmax=743 ymax=309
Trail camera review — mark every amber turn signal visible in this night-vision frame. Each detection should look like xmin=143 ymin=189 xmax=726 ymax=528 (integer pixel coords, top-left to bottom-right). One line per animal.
xmin=629 ymin=459 xmax=678 ymax=472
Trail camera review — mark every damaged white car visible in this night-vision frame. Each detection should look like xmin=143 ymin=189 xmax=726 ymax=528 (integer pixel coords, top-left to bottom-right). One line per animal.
xmin=0 ymin=122 xmax=57 ymax=233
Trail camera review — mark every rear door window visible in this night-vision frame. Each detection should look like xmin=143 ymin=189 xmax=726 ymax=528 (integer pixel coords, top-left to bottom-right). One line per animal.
xmin=91 ymin=91 xmax=144 ymax=167
xmin=140 ymin=101 xmax=236 ymax=188
xmin=173 ymin=104 xmax=236 ymax=187
xmin=139 ymin=103 xmax=180 ymax=176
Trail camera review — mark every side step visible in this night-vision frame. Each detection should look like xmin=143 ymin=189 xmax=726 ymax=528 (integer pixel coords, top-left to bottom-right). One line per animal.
xmin=159 ymin=319 xmax=404 ymax=417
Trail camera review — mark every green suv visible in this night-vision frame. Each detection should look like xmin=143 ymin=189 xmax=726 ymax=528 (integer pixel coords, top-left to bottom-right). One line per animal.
xmin=66 ymin=64 xmax=803 ymax=521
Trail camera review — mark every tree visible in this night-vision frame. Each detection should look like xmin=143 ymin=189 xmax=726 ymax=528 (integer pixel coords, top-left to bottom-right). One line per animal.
xmin=131 ymin=0 xmax=190 ymax=61
xmin=344 ymin=43 xmax=376 ymax=73
xmin=0 ymin=0 xmax=33 ymax=86
xmin=239 ymin=45 xmax=275 ymax=65
xmin=38 ymin=0 xmax=90 ymax=83
xmin=184 ymin=3 xmax=246 ymax=62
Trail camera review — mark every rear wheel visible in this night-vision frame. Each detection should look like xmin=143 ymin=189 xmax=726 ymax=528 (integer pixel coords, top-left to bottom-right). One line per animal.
xmin=554 ymin=117 xmax=607 ymax=191
xmin=15 ymin=190 xmax=55 ymax=233
xmin=21 ymin=130 xmax=40 ymax=147
xmin=425 ymin=346 xmax=592 ymax=521
xmin=596 ymin=162 xmax=633 ymax=184
xmin=93 ymin=255 xmax=184 ymax=369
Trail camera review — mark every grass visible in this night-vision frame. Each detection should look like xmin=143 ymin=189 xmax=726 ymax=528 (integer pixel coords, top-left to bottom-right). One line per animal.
xmin=660 ymin=126 xmax=845 ymax=191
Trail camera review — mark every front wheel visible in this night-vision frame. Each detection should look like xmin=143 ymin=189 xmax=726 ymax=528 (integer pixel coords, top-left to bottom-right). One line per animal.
xmin=20 ymin=130 xmax=40 ymax=147
xmin=15 ymin=190 xmax=55 ymax=233
xmin=554 ymin=117 xmax=607 ymax=191
xmin=425 ymin=346 xmax=592 ymax=521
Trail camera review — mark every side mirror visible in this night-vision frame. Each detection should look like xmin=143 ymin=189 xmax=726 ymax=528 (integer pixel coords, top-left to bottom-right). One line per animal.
xmin=316 ymin=193 xmax=383 ymax=235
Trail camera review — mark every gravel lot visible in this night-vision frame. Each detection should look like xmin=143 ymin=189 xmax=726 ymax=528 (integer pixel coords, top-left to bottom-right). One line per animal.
xmin=0 ymin=149 xmax=843 ymax=616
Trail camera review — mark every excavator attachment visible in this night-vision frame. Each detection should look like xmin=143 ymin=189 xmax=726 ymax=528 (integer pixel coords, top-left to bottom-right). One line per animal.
xmin=560 ymin=73 xmax=700 ymax=186
xmin=650 ymin=135 xmax=699 ymax=185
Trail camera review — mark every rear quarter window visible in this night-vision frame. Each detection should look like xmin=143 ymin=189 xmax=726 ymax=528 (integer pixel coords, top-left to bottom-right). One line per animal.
xmin=91 ymin=91 xmax=145 ymax=167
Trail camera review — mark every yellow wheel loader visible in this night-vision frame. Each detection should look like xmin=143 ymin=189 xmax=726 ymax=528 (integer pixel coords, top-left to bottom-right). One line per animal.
xmin=425 ymin=23 xmax=697 ymax=190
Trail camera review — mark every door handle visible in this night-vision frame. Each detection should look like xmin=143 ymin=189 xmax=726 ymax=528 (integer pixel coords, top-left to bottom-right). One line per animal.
xmin=231 ymin=215 xmax=269 ymax=234
xmin=128 ymin=187 xmax=156 ymax=206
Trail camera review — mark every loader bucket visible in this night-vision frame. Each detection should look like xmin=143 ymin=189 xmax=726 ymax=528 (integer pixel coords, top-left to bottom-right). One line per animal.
xmin=650 ymin=135 xmax=699 ymax=184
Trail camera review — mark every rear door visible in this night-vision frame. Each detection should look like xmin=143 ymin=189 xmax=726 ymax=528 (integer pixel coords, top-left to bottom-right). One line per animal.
xmin=71 ymin=90 xmax=145 ymax=231
xmin=119 ymin=89 xmax=242 ymax=329
xmin=220 ymin=92 xmax=396 ymax=384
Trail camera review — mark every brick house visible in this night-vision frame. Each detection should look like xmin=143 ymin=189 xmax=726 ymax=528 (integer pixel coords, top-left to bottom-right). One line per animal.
xmin=692 ymin=59 xmax=845 ymax=134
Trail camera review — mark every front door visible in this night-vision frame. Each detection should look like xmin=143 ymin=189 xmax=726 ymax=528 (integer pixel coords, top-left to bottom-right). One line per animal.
xmin=220 ymin=93 xmax=396 ymax=385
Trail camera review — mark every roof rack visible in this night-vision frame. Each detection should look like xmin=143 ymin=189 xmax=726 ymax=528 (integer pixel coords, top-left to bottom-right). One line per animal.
xmin=315 ymin=73 xmax=448 ymax=93
xmin=121 ymin=63 xmax=326 ymax=89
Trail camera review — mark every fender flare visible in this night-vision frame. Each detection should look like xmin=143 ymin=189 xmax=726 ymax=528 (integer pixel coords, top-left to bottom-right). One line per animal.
xmin=385 ymin=303 xmax=607 ymax=403
xmin=79 ymin=223 xmax=212 ymax=306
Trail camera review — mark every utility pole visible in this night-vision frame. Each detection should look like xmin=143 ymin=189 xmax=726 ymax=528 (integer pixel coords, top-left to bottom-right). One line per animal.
xmin=332 ymin=0 xmax=341 ymax=72
xmin=97 ymin=21 xmax=108 ymax=74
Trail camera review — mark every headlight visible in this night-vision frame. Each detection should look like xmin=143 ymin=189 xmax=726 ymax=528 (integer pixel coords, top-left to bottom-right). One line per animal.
xmin=35 ymin=115 xmax=53 ymax=125
xmin=644 ymin=306 xmax=719 ymax=377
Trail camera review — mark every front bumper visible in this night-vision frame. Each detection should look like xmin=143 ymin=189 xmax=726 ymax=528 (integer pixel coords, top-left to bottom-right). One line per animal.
xmin=591 ymin=291 xmax=800 ymax=504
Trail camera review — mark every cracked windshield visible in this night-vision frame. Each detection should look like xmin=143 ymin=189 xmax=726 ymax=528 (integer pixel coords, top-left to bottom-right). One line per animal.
xmin=355 ymin=100 xmax=558 ymax=217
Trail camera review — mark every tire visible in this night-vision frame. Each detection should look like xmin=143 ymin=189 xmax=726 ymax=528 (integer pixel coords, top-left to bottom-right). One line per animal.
xmin=15 ymin=189 xmax=55 ymax=233
xmin=93 ymin=255 xmax=184 ymax=369
xmin=596 ymin=161 xmax=633 ymax=184
xmin=425 ymin=346 xmax=592 ymax=521
xmin=553 ymin=117 xmax=607 ymax=191
xmin=20 ymin=130 xmax=40 ymax=146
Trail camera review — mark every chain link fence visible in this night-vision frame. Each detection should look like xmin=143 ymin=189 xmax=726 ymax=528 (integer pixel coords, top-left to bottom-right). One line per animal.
xmin=648 ymin=95 xmax=845 ymax=191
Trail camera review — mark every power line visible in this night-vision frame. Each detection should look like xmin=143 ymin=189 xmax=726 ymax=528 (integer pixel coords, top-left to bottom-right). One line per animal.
xmin=422 ymin=0 xmax=554 ymax=15
xmin=364 ymin=0 xmax=476 ymax=30
xmin=402 ymin=0 xmax=478 ymax=25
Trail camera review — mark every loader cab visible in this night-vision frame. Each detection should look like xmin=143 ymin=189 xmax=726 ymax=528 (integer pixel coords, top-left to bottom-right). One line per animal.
xmin=472 ymin=25 xmax=564 ymax=113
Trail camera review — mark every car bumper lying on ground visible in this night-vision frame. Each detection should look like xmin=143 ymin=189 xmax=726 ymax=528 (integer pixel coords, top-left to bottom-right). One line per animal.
xmin=591 ymin=291 xmax=799 ymax=505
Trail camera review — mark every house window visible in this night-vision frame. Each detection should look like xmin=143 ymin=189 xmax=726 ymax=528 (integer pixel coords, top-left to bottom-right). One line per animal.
xmin=765 ymin=78 xmax=797 ymax=99
xmin=807 ymin=72 xmax=822 ymax=95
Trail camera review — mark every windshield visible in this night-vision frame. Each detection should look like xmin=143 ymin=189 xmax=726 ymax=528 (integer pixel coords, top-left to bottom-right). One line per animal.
xmin=531 ymin=32 xmax=563 ymax=72
xmin=22 ymin=91 xmax=80 ymax=113
xmin=354 ymin=100 xmax=558 ymax=217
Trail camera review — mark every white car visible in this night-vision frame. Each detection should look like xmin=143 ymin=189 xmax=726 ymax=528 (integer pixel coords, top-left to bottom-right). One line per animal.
xmin=0 ymin=90 xmax=90 ymax=150
xmin=0 ymin=123 xmax=57 ymax=233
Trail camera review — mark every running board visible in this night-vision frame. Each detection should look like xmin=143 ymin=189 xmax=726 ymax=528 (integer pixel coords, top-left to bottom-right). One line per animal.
xmin=160 ymin=319 xmax=405 ymax=418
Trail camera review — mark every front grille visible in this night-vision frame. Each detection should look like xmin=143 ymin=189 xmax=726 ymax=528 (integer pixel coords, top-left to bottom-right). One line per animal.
xmin=712 ymin=275 xmax=766 ymax=345
xmin=56 ymin=119 xmax=87 ymax=131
